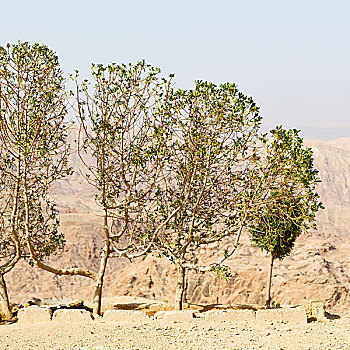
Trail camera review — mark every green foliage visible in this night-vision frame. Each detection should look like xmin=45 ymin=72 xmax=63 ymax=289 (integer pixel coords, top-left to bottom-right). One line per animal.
xmin=249 ymin=127 xmax=323 ymax=259
xmin=0 ymin=41 xmax=325 ymax=311
xmin=150 ymin=80 xmax=262 ymax=267
xmin=76 ymin=60 xmax=172 ymax=256
xmin=250 ymin=195 xmax=304 ymax=260
xmin=0 ymin=41 xmax=70 ymax=267
xmin=271 ymin=301 xmax=281 ymax=308
xmin=209 ymin=264 xmax=232 ymax=280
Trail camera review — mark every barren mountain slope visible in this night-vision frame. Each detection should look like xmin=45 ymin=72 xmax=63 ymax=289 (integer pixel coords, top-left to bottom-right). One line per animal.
xmin=5 ymin=138 xmax=350 ymax=312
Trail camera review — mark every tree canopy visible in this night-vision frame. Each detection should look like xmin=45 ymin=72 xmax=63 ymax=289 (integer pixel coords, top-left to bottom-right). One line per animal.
xmin=0 ymin=41 xmax=324 ymax=316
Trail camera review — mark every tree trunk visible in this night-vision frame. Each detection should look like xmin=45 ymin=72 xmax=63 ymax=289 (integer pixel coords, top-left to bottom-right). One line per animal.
xmin=175 ymin=264 xmax=186 ymax=310
xmin=92 ymin=279 xmax=103 ymax=316
xmin=0 ymin=274 xmax=12 ymax=319
xmin=92 ymin=242 xmax=109 ymax=316
xmin=265 ymin=253 xmax=274 ymax=308
xmin=183 ymin=273 xmax=188 ymax=304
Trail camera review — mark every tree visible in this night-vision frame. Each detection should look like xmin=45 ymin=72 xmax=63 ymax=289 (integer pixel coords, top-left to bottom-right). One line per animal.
xmin=249 ymin=127 xmax=323 ymax=308
xmin=0 ymin=146 xmax=22 ymax=319
xmin=0 ymin=42 xmax=69 ymax=318
xmin=1 ymin=45 xmax=172 ymax=316
xmin=250 ymin=195 xmax=304 ymax=308
xmin=75 ymin=60 xmax=172 ymax=315
xmin=149 ymin=81 xmax=262 ymax=310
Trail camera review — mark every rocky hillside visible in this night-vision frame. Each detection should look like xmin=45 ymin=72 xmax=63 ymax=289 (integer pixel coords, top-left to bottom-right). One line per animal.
xmin=5 ymin=138 xmax=350 ymax=312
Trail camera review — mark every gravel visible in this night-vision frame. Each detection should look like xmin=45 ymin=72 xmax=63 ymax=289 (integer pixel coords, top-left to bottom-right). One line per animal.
xmin=0 ymin=316 xmax=349 ymax=349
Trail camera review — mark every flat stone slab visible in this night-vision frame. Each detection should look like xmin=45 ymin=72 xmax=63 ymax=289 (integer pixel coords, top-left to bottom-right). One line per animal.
xmin=154 ymin=310 xmax=196 ymax=321
xmin=18 ymin=306 xmax=52 ymax=323
xmin=102 ymin=310 xmax=150 ymax=322
xmin=52 ymin=309 xmax=93 ymax=322
xmin=256 ymin=308 xmax=307 ymax=324
xmin=204 ymin=309 xmax=256 ymax=322
xmin=25 ymin=298 xmax=84 ymax=309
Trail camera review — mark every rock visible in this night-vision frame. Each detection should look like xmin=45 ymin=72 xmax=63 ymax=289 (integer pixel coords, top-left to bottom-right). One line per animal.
xmin=101 ymin=296 xmax=175 ymax=316
xmin=256 ymin=308 xmax=307 ymax=324
xmin=153 ymin=310 xmax=196 ymax=321
xmin=203 ymin=309 xmax=256 ymax=322
xmin=25 ymin=298 xmax=85 ymax=309
xmin=52 ymin=309 xmax=93 ymax=322
xmin=304 ymin=300 xmax=327 ymax=321
xmin=102 ymin=310 xmax=150 ymax=322
xmin=18 ymin=306 xmax=52 ymax=323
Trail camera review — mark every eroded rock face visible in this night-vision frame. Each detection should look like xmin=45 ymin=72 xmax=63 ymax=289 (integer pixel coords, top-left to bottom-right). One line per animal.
xmin=4 ymin=138 xmax=350 ymax=313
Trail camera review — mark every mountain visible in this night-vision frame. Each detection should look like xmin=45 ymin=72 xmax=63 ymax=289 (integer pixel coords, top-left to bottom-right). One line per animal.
xmin=5 ymin=138 xmax=350 ymax=312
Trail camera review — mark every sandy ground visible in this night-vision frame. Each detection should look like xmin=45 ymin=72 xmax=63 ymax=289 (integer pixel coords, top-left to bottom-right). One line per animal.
xmin=0 ymin=315 xmax=349 ymax=350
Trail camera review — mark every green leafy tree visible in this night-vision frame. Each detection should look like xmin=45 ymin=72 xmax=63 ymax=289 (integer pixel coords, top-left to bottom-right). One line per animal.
xmin=0 ymin=42 xmax=70 ymax=318
xmin=0 ymin=147 xmax=22 ymax=319
xmin=249 ymin=127 xmax=323 ymax=308
xmin=149 ymin=81 xmax=262 ymax=310
xmin=75 ymin=61 xmax=172 ymax=315
xmin=250 ymin=195 xmax=304 ymax=308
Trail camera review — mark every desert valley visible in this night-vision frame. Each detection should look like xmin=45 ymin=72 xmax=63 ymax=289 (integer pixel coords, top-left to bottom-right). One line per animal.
xmin=4 ymin=137 xmax=350 ymax=314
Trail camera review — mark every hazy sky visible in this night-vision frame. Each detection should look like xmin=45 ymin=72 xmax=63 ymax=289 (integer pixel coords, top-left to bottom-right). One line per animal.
xmin=1 ymin=0 xmax=349 ymax=139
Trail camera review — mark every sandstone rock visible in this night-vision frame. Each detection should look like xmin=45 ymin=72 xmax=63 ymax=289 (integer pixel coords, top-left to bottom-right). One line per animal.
xmin=18 ymin=306 xmax=52 ymax=323
xmin=256 ymin=308 xmax=307 ymax=324
xmin=102 ymin=310 xmax=150 ymax=322
xmin=204 ymin=309 xmax=256 ymax=322
xmin=153 ymin=310 xmax=196 ymax=321
xmin=52 ymin=309 xmax=93 ymax=322
xmin=304 ymin=300 xmax=327 ymax=321
xmin=26 ymin=298 xmax=85 ymax=309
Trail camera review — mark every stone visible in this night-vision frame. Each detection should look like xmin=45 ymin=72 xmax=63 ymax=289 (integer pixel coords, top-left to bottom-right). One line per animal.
xmin=304 ymin=300 xmax=327 ymax=321
xmin=18 ymin=306 xmax=52 ymax=323
xmin=102 ymin=310 xmax=150 ymax=322
xmin=25 ymin=298 xmax=84 ymax=309
xmin=153 ymin=310 xmax=196 ymax=321
xmin=204 ymin=309 xmax=256 ymax=322
xmin=52 ymin=309 xmax=93 ymax=322
xmin=256 ymin=308 xmax=307 ymax=324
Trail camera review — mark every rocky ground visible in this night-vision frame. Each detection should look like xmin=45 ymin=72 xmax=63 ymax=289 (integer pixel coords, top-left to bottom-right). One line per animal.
xmin=0 ymin=315 xmax=350 ymax=349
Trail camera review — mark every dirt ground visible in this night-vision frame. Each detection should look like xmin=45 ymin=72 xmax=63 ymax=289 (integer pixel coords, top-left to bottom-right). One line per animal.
xmin=0 ymin=315 xmax=349 ymax=350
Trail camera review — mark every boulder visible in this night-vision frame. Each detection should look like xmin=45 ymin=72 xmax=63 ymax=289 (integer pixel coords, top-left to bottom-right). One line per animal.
xmin=256 ymin=308 xmax=307 ymax=324
xmin=102 ymin=310 xmax=150 ymax=322
xmin=304 ymin=300 xmax=327 ymax=321
xmin=18 ymin=306 xmax=52 ymax=323
xmin=25 ymin=298 xmax=86 ymax=310
xmin=52 ymin=309 xmax=93 ymax=322
xmin=153 ymin=310 xmax=196 ymax=321
xmin=204 ymin=309 xmax=256 ymax=322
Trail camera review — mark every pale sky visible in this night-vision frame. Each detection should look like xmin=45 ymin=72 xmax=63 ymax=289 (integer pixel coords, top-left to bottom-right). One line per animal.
xmin=1 ymin=0 xmax=349 ymax=139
